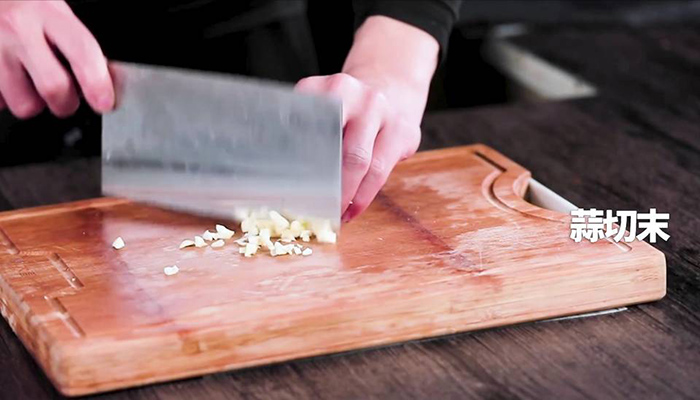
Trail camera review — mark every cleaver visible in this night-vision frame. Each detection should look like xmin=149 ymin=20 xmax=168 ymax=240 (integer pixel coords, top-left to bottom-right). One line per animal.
xmin=102 ymin=62 xmax=342 ymax=228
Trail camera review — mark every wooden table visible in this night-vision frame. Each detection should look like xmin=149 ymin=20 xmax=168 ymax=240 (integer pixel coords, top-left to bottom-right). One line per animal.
xmin=1 ymin=24 xmax=699 ymax=399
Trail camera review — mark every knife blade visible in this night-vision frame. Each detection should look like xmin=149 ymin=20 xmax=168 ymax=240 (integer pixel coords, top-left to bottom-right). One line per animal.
xmin=102 ymin=62 xmax=342 ymax=229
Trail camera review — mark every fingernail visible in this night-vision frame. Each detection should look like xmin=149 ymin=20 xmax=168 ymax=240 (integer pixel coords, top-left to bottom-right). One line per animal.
xmin=342 ymin=210 xmax=352 ymax=223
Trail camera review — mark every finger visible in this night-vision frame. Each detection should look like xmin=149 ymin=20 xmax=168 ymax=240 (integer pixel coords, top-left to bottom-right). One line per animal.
xmin=295 ymin=76 xmax=326 ymax=93
xmin=296 ymin=74 xmax=363 ymax=126
xmin=16 ymin=28 xmax=80 ymax=117
xmin=0 ymin=53 xmax=45 ymax=119
xmin=340 ymin=90 xmax=386 ymax=212
xmin=44 ymin=11 xmax=114 ymax=113
xmin=343 ymin=119 xmax=420 ymax=221
xmin=323 ymin=74 xmax=365 ymax=127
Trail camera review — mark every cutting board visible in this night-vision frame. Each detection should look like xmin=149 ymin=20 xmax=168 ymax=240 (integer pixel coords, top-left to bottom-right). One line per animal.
xmin=0 ymin=145 xmax=665 ymax=396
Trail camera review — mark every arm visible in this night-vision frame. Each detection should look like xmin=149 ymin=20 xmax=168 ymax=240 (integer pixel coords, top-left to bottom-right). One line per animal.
xmin=296 ymin=1 xmax=460 ymax=221
xmin=343 ymin=15 xmax=439 ymax=127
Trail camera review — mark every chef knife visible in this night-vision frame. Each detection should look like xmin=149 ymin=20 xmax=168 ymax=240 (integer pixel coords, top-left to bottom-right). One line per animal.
xmin=102 ymin=62 xmax=342 ymax=229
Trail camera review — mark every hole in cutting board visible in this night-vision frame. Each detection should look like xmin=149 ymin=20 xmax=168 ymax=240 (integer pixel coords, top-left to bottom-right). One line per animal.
xmin=473 ymin=150 xmax=576 ymax=215
xmin=523 ymin=179 xmax=632 ymax=253
xmin=523 ymin=179 xmax=578 ymax=214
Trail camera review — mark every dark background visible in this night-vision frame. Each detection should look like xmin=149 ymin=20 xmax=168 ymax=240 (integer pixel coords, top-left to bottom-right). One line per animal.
xmin=1 ymin=0 xmax=699 ymax=168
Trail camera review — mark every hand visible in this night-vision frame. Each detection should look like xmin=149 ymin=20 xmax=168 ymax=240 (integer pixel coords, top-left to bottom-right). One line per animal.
xmin=296 ymin=73 xmax=421 ymax=222
xmin=0 ymin=0 xmax=113 ymax=119
xmin=295 ymin=16 xmax=438 ymax=221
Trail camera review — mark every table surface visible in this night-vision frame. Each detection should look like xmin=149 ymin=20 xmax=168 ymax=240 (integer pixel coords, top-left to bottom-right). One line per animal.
xmin=1 ymin=24 xmax=699 ymax=399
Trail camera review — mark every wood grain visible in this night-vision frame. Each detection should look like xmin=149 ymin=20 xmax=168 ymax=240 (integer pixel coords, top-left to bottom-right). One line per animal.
xmin=0 ymin=145 xmax=665 ymax=396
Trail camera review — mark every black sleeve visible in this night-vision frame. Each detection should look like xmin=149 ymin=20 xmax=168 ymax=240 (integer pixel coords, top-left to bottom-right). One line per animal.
xmin=352 ymin=0 xmax=462 ymax=59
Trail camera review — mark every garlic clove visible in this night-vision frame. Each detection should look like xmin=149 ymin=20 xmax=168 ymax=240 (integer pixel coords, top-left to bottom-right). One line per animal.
xmin=194 ymin=236 xmax=207 ymax=247
xmin=290 ymin=220 xmax=303 ymax=236
xmin=248 ymin=235 xmax=260 ymax=247
xmin=179 ymin=239 xmax=196 ymax=249
xmin=280 ymin=229 xmax=296 ymax=243
xmin=269 ymin=211 xmax=290 ymax=230
xmin=202 ymin=230 xmax=216 ymax=241
xmin=112 ymin=237 xmax=125 ymax=250
xmin=244 ymin=242 xmax=258 ymax=257
xmin=215 ymin=224 xmax=235 ymax=239
xmin=273 ymin=241 xmax=288 ymax=255
xmin=164 ymin=265 xmax=179 ymax=276
xmin=241 ymin=218 xmax=258 ymax=234
xmin=315 ymin=230 xmax=337 ymax=244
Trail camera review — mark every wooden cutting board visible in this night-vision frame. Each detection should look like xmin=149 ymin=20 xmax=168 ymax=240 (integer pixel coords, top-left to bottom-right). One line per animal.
xmin=0 ymin=145 xmax=665 ymax=396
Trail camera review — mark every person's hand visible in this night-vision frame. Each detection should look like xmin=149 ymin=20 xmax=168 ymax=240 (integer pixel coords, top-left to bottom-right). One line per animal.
xmin=295 ymin=16 xmax=439 ymax=221
xmin=296 ymin=73 xmax=421 ymax=222
xmin=0 ymin=0 xmax=113 ymax=119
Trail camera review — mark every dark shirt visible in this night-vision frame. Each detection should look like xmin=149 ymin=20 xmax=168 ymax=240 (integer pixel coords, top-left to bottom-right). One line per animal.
xmin=67 ymin=0 xmax=461 ymax=62
xmin=353 ymin=0 xmax=461 ymax=56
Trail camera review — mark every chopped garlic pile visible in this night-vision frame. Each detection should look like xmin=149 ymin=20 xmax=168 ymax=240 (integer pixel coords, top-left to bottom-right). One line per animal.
xmin=240 ymin=211 xmax=335 ymax=243
xmin=175 ymin=211 xmax=336 ymax=258
xmin=112 ymin=237 xmax=125 ymax=250
xmin=234 ymin=210 xmax=335 ymax=257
